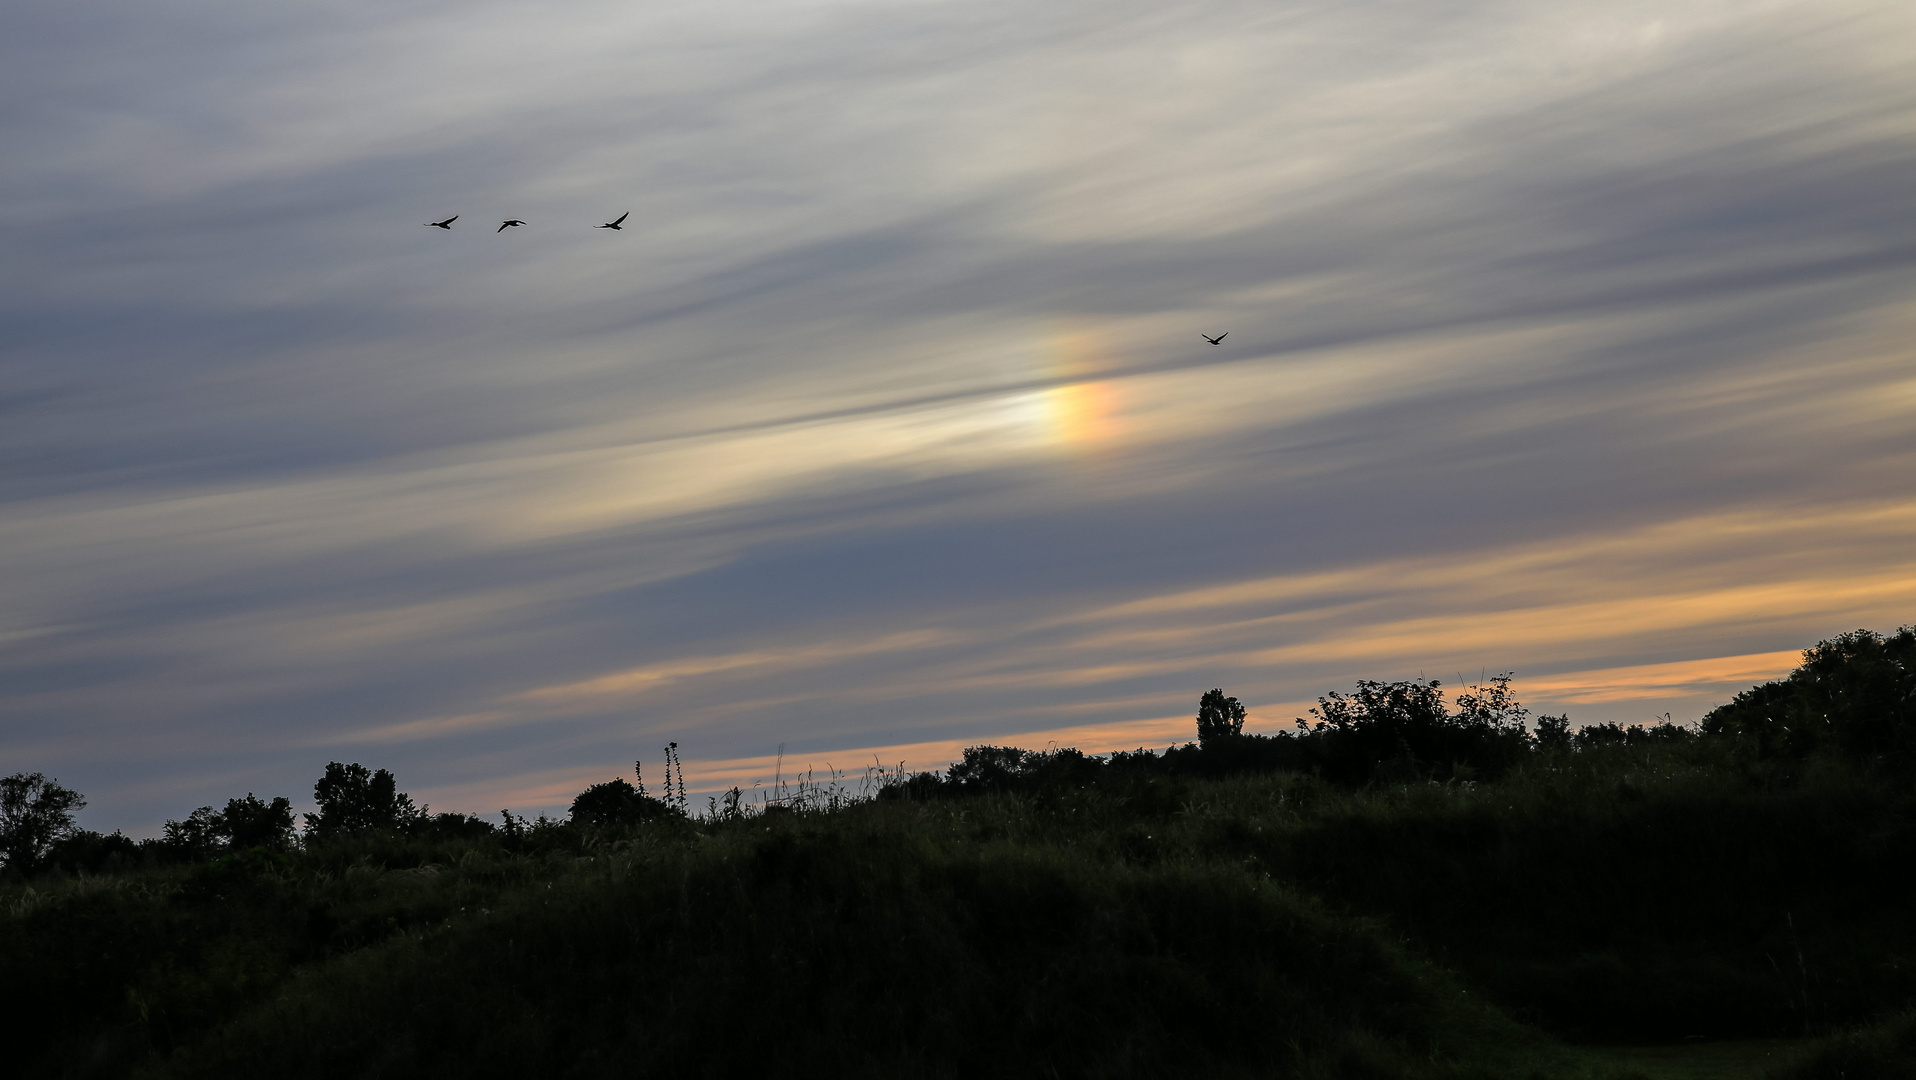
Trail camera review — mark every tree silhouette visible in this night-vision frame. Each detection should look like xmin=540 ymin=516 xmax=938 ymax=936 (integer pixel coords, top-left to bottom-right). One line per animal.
xmin=0 ymin=772 xmax=85 ymax=872
xmin=223 ymin=793 xmax=295 ymax=850
xmin=1196 ymin=689 xmax=1247 ymax=748
xmin=160 ymin=806 xmax=228 ymax=861
xmin=305 ymin=762 xmax=422 ymax=839
xmin=1298 ymin=676 xmax=1535 ymax=782
xmin=1702 ymin=627 xmax=1916 ymax=758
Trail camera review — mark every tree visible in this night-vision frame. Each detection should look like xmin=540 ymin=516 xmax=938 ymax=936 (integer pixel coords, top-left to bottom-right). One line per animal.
xmin=0 ymin=772 xmax=86 ymax=873
xmin=43 ymin=829 xmax=140 ymax=875
xmin=1702 ymin=627 xmax=1916 ymax=759
xmin=1195 ymin=689 xmax=1247 ymax=748
xmin=159 ymin=806 xmax=228 ymax=862
xmin=946 ymin=745 xmax=1030 ymax=790
xmin=223 ymin=793 xmax=295 ymax=850
xmin=149 ymin=793 xmax=295 ymax=863
xmin=305 ymin=762 xmax=423 ymax=839
xmin=1299 ymin=676 xmax=1534 ymax=783
xmin=1533 ymin=713 xmax=1573 ymax=751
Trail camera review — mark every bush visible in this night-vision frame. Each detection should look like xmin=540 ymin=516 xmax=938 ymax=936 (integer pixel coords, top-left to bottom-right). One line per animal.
xmin=568 ymin=779 xmax=673 ymax=826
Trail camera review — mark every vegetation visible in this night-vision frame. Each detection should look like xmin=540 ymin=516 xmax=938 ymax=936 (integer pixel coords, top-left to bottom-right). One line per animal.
xmin=1 ymin=772 xmax=88 ymax=870
xmin=3 ymin=629 xmax=1915 ymax=1078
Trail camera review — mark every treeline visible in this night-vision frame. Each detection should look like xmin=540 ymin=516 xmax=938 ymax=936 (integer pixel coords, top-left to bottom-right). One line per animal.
xmin=891 ymin=626 xmax=1916 ymax=800
xmin=2 ymin=745 xmax=700 ymax=878
xmin=5 ymin=627 xmax=1913 ymax=880
xmin=3 ymin=764 xmax=502 ymax=878
xmin=2 ymin=628 xmax=1915 ymax=1077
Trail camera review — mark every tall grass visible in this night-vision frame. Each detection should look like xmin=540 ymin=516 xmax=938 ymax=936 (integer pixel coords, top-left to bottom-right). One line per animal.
xmin=146 ymin=823 xmax=1571 ymax=1079
xmin=4 ymin=745 xmax=1911 ymax=1077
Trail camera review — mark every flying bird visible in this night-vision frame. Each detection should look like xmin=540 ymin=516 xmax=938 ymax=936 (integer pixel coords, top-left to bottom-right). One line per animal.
xmin=498 ymin=219 xmax=526 ymax=232
xmin=594 ymin=212 xmax=630 ymax=231
xmin=1201 ymin=332 xmax=1228 ymax=345
xmin=424 ymin=215 xmax=458 ymax=229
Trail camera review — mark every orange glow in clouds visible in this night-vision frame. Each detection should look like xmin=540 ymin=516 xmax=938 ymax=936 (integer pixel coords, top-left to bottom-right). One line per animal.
xmin=1043 ymin=328 xmax=1123 ymax=449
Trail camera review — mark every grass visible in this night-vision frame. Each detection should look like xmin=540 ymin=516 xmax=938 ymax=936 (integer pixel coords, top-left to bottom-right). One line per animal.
xmin=3 ymin=744 xmax=1912 ymax=1077
xmin=1762 ymin=1011 xmax=1916 ymax=1079
xmin=1577 ymin=1040 xmax=1814 ymax=1080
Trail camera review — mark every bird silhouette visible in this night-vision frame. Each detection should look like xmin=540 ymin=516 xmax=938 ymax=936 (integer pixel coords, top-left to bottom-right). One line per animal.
xmin=498 ymin=219 xmax=526 ymax=232
xmin=424 ymin=215 xmax=458 ymax=229
xmin=1201 ymin=332 xmax=1228 ymax=345
xmin=594 ymin=212 xmax=630 ymax=231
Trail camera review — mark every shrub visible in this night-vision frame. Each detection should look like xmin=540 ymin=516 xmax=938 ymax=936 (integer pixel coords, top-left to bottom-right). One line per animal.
xmin=568 ymin=779 xmax=673 ymax=826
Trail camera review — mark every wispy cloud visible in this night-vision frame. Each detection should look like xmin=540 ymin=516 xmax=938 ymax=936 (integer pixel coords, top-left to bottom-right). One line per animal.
xmin=5 ymin=0 xmax=1915 ymax=828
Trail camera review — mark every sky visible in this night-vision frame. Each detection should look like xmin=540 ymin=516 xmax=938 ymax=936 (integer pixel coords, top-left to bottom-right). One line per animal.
xmin=5 ymin=0 xmax=1916 ymax=832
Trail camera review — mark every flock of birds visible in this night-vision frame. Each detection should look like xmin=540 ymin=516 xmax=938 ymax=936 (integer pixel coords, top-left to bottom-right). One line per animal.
xmin=423 ymin=213 xmax=628 ymax=232
xmin=423 ymin=212 xmax=1227 ymax=345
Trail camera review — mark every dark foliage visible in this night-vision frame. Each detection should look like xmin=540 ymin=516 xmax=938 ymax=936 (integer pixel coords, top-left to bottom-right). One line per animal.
xmin=305 ymin=762 xmax=424 ymax=839
xmin=943 ymin=745 xmax=1105 ymax=793
xmin=1532 ymin=713 xmax=1573 ymax=750
xmin=1568 ymin=720 xmax=1695 ymax=750
xmin=156 ymin=806 xmax=229 ymax=862
xmin=414 ymin=812 xmax=499 ymax=840
xmin=8 ymin=630 xmax=1916 ymax=1076
xmin=568 ymin=779 xmax=673 ymax=826
xmin=222 ymin=794 xmax=296 ymax=850
xmin=1257 ymin=761 xmax=1916 ymax=1040
xmin=1770 ymin=1010 xmax=1916 ymax=1080
xmin=1703 ymin=627 xmax=1916 ymax=761
xmin=42 ymin=829 xmax=142 ymax=875
xmin=898 ymin=678 xmax=1545 ymax=797
xmin=145 ymin=832 xmax=1524 ymax=1080
xmin=1196 ymin=688 xmax=1247 ymax=748
xmin=1299 ymin=675 xmax=1533 ymax=783
xmin=0 ymin=772 xmax=86 ymax=874
xmin=144 ymin=795 xmax=299 ymax=864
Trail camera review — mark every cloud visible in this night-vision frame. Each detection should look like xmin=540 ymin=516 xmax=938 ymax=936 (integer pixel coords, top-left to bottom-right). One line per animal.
xmin=5 ymin=0 xmax=1916 ymax=829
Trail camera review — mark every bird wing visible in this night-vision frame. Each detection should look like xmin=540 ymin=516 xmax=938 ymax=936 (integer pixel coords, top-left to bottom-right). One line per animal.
xmin=612 ymin=212 xmax=629 ymax=226
xmin=1216 ymin=332 xmax=1226 ymax=342
xmin=443 ymin=216 xmax=458 ymax=225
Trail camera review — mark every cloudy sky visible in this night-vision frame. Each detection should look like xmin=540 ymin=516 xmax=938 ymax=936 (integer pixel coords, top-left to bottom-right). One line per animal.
xmin=6 ymin=0 xmax=1916 ymax=830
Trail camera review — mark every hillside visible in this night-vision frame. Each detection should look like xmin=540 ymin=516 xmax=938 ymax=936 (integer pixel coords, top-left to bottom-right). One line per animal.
xmin=4 ymin=630 xmax=1916 ymax=1078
